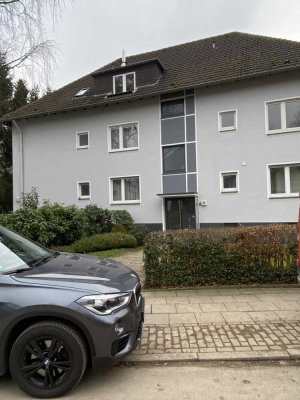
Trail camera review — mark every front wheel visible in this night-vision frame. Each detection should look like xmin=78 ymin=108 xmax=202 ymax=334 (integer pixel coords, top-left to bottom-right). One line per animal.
xmin=9 ymin=321 xmax=87 ymax=398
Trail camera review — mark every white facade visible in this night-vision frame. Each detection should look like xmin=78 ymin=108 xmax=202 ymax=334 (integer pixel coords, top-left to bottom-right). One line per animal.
xmin=12 ymin=71 xmax=300 ymax=228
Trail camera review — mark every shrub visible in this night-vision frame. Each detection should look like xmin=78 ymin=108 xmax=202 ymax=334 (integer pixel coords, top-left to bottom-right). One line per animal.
xmin=111 ymin=224 xmax=127 ymax=233
xmin=143 ymin=225 xmax=297 ymax=288
xmin=71 ymin=232 xmax=137 ymax=253
xmin=0 ymin=202 xmax=84 ymax=247
xmin=81 ymin=204 xmax=112 ymax=236
xmin=111 ymin=210 xmax=134 ymax=231
xmin=129 ymin=224 xmax=149 ymax=245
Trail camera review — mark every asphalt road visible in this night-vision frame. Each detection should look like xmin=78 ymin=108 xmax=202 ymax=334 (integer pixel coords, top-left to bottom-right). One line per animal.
xmin=0 ymin=361 xmax=299 ymax=399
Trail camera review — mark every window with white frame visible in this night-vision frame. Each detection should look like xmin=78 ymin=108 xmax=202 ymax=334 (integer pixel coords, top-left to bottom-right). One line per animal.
xmin=218 ymin=110 xmax=237 ymax=132
xmin=268 ymin=163 xmax=300 ymax=197
xmin=113 ymin=72 xmax=135 ymax=94
xmin=78 ymin=182 xmax=91 ymax=199
xmin=267 ymin=98 xmax=300 ymax=134
xmin=109 ymin=123 xmax=138 ymax=151
xmin=76 ymin=132 xmax=89 ymax=149
xmin=110 ymin=176 xmax=140 ymax=203
xmin=220 ymin=171 xmax=239 ymax=193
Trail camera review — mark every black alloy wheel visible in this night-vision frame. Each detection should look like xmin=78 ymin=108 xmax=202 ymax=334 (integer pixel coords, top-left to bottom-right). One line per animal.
xmin=9 ymin=321 xmax=87 ymax=398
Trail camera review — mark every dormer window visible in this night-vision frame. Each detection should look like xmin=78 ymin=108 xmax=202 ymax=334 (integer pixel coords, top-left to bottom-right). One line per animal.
xmin=113 ymin=72 xmax=135 ymax=94
xmin=74 ymin=88 xmax=89 ymax=97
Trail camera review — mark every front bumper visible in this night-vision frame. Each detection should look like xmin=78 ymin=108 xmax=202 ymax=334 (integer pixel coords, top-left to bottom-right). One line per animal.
xmin=73 ymin=294 xmax=145 ymax=369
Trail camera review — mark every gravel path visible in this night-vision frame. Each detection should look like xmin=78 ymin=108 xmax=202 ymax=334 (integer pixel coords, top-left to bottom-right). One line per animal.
xmin=113 ymin=250 xmax=145 ymax=285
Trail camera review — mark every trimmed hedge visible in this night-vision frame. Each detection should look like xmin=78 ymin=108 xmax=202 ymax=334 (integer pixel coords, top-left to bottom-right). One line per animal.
xmin=70 ymin=232 xmax=137 ymax=253
xmin=143 ymin=225 xmax=297 ymax=288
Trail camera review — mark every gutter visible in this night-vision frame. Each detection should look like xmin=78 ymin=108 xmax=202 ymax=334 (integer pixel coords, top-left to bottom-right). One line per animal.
xmin=12 ymin=119 xmax=24 ymax=200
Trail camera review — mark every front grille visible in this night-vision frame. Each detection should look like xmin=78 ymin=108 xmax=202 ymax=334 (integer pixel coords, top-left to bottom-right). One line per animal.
xmin=134 ymin=282 xmax=141 ymax=306
xmin=111 ymin=334 xmax=130 ymax=356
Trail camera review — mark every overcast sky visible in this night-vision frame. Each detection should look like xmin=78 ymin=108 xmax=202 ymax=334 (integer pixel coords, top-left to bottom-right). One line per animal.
xmin=45 ymin=0 xmax=300 ymax=90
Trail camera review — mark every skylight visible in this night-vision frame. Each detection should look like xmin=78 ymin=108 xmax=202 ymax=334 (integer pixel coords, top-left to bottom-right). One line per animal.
xmin=74 ymin=88 xmax=89 ymax=97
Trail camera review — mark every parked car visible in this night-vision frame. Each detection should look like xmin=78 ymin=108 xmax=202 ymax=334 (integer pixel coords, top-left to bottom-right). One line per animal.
xmin=0 ymin=225 xmax=144 ymax=398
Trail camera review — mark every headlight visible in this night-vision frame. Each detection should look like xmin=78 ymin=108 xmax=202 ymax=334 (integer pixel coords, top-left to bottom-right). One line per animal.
xmin=76 ymin=293 xmax=131 ymax=315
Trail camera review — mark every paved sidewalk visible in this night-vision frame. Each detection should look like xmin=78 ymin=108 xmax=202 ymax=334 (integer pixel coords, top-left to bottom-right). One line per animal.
xmin=128 ymin=286 xmax=300 ymax=362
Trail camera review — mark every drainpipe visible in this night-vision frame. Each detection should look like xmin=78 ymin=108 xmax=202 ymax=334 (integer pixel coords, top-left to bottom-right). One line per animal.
xmin=12 ymin=119 xmax=24 ymax=204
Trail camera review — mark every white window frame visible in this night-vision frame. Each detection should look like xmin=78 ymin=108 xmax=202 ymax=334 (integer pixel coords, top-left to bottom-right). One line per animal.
xmin=113 ymin=72 xmax=136 ymax=94
xmin=107 ymin=122 xmax=139 ymax=152
xmin=109 ymin=175 xmax=141 ymax=204
xmin=265 ymin=96 xmax=300 ymax=135
xmin=218 ymin=109 xmax=238 ymax=132
xmin=77 ymin=181 xmax=91 ymax=200
xmin=76 ymin=131 xmax=89 ymax=149
xmin=220 ymin=170 xmax=239 ymax=193
xmin=267 ymin=162 xmax=300 ymax=198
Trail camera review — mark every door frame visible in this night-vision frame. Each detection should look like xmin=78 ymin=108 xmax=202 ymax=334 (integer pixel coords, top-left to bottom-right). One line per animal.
xmin=162 ymin=194 xmax=198 ymax=230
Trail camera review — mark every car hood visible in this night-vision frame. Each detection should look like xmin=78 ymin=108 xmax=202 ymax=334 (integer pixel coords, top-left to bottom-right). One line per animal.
xmin=11 ymin=252 xmax=139 ymax=294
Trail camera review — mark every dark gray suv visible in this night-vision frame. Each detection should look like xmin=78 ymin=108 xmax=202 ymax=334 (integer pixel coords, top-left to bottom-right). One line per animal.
xmin=0 ymin=225 xmax=144 ymax=398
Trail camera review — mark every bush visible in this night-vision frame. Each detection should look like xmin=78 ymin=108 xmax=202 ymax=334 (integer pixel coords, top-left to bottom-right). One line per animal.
xmin=0 ymin=202 xmax=84 ymax=247
xmin=111 ymin=224 xmax=127 ymax=233
xmin=129 ymin=224 xmax=149 ymax=245
xmin=81 ymin=204 xmax=112 ymax=236
xmin=71 ymin=232 xmax=137 ymax=253
xmin=144 ymin=225 xmax=297 ymax=288
xmin=111 ymin=210 xmax=134 ymax=231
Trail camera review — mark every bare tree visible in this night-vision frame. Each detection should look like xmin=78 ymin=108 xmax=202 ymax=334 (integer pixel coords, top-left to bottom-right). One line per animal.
xmin=0 ymin=0 xmax=70 ymax=87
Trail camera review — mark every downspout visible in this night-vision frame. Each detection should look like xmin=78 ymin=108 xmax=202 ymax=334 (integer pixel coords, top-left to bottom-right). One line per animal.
xmin=12 ymin=119 xmax=24 ymax=203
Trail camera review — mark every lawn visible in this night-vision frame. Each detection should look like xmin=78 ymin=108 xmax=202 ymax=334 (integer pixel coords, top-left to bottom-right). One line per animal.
xmin=89 ymin=246 xmax=144 ymax=258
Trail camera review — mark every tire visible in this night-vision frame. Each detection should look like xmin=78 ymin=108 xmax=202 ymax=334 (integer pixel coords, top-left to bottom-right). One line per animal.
xmin=9 ymin=321 xmax=87 ymax=398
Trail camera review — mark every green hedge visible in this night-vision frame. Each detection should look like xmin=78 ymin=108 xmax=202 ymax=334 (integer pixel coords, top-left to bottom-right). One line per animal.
xmin=70 ymin=232 xmax=137 ymax=253
xmin=143 ymin=225 xmax=297 ymax=288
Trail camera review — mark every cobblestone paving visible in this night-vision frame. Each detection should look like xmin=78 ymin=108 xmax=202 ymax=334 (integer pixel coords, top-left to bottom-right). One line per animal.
xmin=135 ymin=322 xmax=300 ymax=355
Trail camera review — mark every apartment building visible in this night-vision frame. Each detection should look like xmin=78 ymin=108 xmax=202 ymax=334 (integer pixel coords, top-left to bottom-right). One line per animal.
xmin=2 ymin=32 xmax=300 ymax=230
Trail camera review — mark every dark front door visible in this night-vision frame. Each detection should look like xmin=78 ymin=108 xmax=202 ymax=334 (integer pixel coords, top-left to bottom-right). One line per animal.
xmin=165 ymin=197 xmax=196 ymax=230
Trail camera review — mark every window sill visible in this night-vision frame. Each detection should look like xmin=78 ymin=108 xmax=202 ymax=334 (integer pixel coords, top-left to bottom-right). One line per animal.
xmin=219 ymin=127 xmax=237 ymax=133
xmin=77 ymin=146 xmax=89 ymax=150
xmin=78 ymin=197 xmax=91 ymax=200
xmin=269 ymin=194 xmax=299 ymax=199
xmin=109 ymin=147 xmax=139 ymax=153
xmin=221 ymin=190 xmax=238 ymax=193
xmin=267 ymin=128 xmax=300 ymax=135
xmin=110 ymin=201 xmax=140 ymax=205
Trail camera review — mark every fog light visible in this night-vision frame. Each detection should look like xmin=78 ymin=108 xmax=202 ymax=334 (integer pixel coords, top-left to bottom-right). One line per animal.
xmin=115 ymin=322 xmax=125 ymax=336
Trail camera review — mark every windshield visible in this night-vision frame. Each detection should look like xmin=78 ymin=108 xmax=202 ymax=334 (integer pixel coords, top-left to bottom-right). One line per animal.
xmin=0 ymin=226 xmax=53 ymax=274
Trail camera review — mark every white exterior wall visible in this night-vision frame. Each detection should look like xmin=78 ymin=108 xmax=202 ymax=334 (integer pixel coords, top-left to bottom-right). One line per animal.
xmin=196 ymin=72 xmax=300 ymax=224
xmin=12 ymin=71 xmax=300 ymax=225
xmin=12 ymin=97 xmax=163 ymax=224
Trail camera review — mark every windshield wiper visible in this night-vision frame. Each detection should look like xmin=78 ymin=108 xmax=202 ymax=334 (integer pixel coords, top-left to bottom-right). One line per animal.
xmin=27 ymin=254 xmax=55 ymax=268
xmin=2 ymin=266 xmax=32 ymax=275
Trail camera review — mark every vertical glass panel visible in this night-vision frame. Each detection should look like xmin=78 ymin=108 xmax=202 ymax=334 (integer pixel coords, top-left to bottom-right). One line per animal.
xmin=270 ymin=167 xmax=285 ymax=194
xmin=220 ymin=111 xmax=235 ymax=128
xmin=222 ymin=174 xmax=237 ymax=190
xmin=112 ymin=179 xmax=122 ymax=201
xmin=268 ymin=103 xmax=281 ymax=131
xmin=163 ymin=145 xmax=186 ymax=174
xmin=123 ymin=125 xmax=138 ymax=148
xmin=79 ymin=133 xmax=88 ymax=147
xmin=124 ymin=177 xmax=140 ymax=200
xmin=126 ymin=73 xmax=135 ymax=92
xmin=80 ymin=183 xmax=90 ymax=197
xmin=114 ymin=76 xmax=123 ymax=94
xmin=185 ymin=96 xmax=195 ymax=115
xmin=187 ymin=143 xmax=196 ymax=173
xmin=110 ymin=128 xmax=120 ymax=150
xmin=161 ymin=99 xmax=184 ymax=119
xmin=186 ymin=115 xmax=195 ymax=142
xmin=286 ymin=99 xmax=300 ymax=128
xmin=165 ymin=198 xmax=181 ymax=230
xmin=181 ymin=198 xmax=196 ymax=229
xmin=290 ymin=165 xmax=300 ymax=193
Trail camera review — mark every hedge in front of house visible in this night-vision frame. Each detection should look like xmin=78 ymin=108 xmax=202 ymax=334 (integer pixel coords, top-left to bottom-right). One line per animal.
xmin=70 ymin=232 xmax=137 ymax=253
xmin=143 ymin=225 xmax=297 ymax=288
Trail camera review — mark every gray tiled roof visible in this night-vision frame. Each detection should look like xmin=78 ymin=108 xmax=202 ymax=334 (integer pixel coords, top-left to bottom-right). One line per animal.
xmin=2 ymin=31 xmax=300 ymax=122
